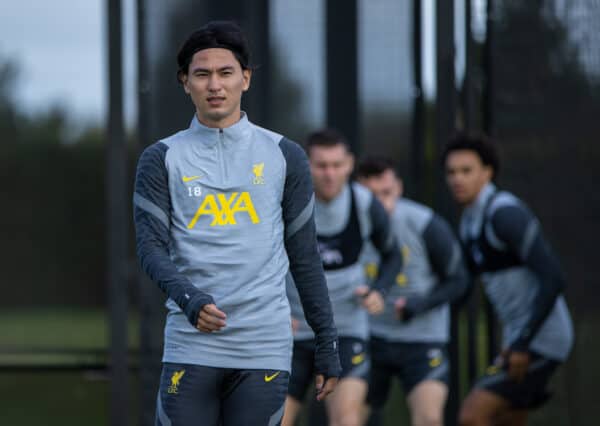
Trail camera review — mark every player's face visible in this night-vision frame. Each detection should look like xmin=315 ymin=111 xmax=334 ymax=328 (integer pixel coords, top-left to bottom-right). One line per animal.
xmin=181 ymin=48 xmax=251 ymax=128
xmin=359 ymin=169 xmax=402 ymax=214
xmin=445 ymin=150 xmax=493 ymax=206
xmin=309 ymin=144 xmax=354 ymax=201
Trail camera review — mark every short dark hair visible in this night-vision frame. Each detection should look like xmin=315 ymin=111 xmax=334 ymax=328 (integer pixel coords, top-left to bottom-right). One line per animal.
xmin=356 ymin=156 xmax=398 ymax=179
xmin=177 ymin=21 xmax=252 ymax=83
xmin=305 ymin=128 xmax=350 ymax=153
xmin=442 ymin=132 xmax=500 ymax=178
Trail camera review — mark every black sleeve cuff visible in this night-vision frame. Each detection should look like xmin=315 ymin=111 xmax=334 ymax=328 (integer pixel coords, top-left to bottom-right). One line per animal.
xmin=314 ymin=335 xmax=342 ymax=378
xmin=509 ymin=338 xmax=530 ymax=353
xmin=401 ymin=297 xmax=425 ymax=322
xmin=182 ymin=292 xmax=216 ymax=328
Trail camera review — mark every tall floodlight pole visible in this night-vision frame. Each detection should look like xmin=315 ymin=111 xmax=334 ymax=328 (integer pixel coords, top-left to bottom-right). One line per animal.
xmin=106 ymin=0 xmax=128 ymax=424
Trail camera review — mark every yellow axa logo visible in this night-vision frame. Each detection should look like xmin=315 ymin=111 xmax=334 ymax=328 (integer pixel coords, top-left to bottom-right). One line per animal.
xmin=253 ymin=163 xmax=265 ymax=185
xmin=351 ymin=353 xmax=365 ymax=365
xmin=264 ymin=371 xmax=280 ymax=382
xmin=187 ymin=191 xmax=260 ymax=228
xmin=167 ymin=369 xmax=185 ymax=394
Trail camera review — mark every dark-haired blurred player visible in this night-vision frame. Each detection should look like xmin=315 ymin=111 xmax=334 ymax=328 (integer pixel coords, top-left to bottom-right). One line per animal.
xmin=284 ymin=129 xmax=402 ymax=426
xmin=357 ymin=157 xmax=469 ymax=426
xmin=133 ymin=21 xmax=340 ymax=426
xmin=442 ymin=134 xmax=574 ymax=426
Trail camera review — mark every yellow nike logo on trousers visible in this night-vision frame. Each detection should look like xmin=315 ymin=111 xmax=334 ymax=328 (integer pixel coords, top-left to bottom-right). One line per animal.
xmin=264 ymin=371 xmax=280 ymax=382
xmin=351 ymin=353 xmax=365 ymax=365
xmin=429 ymin=357 xmax=442 ymax=368
xmin=182 ymin=175 xmax=201 ymax=182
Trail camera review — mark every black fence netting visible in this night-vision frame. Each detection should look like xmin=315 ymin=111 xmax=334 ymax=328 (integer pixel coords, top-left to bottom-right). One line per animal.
xmin=490 ymin=1 xmax=600 ymax=425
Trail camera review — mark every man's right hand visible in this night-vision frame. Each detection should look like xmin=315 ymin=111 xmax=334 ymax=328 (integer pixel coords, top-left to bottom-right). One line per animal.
xmin=315 ymin=374 xmax=338 ymax=401
xmin=196 ymin=304 xmax=227 ymax=333
xmin=354 ymin=285 xmax=385 ymax=315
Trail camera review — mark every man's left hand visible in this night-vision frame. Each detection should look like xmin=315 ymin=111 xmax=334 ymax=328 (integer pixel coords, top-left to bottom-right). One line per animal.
xmin=394 ymin=297 xmax=407 ymax=320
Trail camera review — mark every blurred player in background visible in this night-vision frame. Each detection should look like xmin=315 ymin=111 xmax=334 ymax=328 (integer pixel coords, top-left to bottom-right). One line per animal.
xmin=443 ymin=133 xmax=574 ymax=426
xmin=283 ymin=129 xmax=402 ymax=426
xmin=357 ymin=157 xmax=469 ymax=426
xmin=133 ymin=21 xmax=340 ymax=426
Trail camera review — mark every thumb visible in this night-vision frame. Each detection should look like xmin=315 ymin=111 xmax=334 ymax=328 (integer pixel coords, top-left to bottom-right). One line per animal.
xmin=205 ymin=304 xmax=227 ymax=319
xmin=394 ymin=297 xmax=406 ymax=310
xmin=315 ymin=374 xmax=324 ymax=391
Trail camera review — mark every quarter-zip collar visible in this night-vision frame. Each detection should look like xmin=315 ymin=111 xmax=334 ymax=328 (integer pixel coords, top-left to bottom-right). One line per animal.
xmin=189 ymin=111 xmax=252 ymax=147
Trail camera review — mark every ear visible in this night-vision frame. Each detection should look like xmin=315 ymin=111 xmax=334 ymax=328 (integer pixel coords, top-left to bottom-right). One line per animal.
xmin=242 ymin=68 xmax=252 ymax=92
xmin=180 ymin=73 xmax=191 ymax=95
xmin=397 ymin=177 xmax=404 ymax=198
xmin=482 ymin=165 xmax=493 ymax=183
xmin=346 ymin=152 xmax=355 ymax=172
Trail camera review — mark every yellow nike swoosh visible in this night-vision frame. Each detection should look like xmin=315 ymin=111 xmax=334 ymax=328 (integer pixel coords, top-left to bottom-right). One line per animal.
xmin=264 ymin=371 xmax=280 ymax=382
xmin=429 ymin=357 xmax=442 ymax=368
xmin=351 ymin=353 xmax=365 ymax=365
xmin=486 ymin=365 xmax=500 ymax=375
xmin=182 ymin=175 xmax=201 ymax=182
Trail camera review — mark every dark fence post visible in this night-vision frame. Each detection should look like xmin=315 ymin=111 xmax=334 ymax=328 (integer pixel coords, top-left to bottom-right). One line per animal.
xmin=242 ymin=0 xmax=270 ymax=128
xmin=412 ymin=0 xmax=424 ymax=202
xmin=107 ymin=0 xmax=129 ymax=424
xmin=136 ymin=1 xmax=165 ymax=425
xmin=436 ymin=0 xmax=458 ymax=424
xmin=326 ymin=0 xmax=359 ymax=153
xmin=482 ymin=0 xmax=499 ymax=365
xmin=462 ymin=0 xmax=480 ymax=388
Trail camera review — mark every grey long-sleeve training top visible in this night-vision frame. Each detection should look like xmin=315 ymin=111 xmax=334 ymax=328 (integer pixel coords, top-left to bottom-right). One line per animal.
xmin=134 ymin=113 xmax=340 ymax=374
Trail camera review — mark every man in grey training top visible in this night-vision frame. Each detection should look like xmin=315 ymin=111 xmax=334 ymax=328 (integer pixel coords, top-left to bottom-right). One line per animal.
xmin=133 ymin=21 xmax=340 ymax=426
xmin=283 ymin=129 xmax=402 ymax=426
xmin=443 ymin=133 xmax=573 ymax=426
xmin=357 ymin=156 xmax=469 ymax=426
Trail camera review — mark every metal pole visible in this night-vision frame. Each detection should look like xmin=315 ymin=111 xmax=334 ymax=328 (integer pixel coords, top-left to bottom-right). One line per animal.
xmin=135 ymin=1 xmax=164 ymax=425
xmin=107 ymin=0 xmax=128 ymax=424
xmin=412 ymin=0 xmax=424 ymax=202
xmin=462 ymin=0 xmax=480 ymax=387
xmin=482 ymin=0 xmax=499 ymax=364
xmin=463 ymin=0 xmax=474 ymax=132
xmin=242 ymin=0 xmax=270 ymax=127
xmin=326 ymin=0 xmax=359 ymax=154
xmin=436 ymin=0 xmax=457 ymax=424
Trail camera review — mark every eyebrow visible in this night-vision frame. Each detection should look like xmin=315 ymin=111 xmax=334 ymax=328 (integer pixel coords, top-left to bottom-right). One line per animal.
xmin=191 ymin=65 xmax=236 ymax=73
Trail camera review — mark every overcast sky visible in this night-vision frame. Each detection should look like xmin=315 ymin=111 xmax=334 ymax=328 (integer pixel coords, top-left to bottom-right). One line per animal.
xmin=0 ymin=0 xmax=480 ymax=130
xmin=0 ymin=0 xmax=136 ymax=128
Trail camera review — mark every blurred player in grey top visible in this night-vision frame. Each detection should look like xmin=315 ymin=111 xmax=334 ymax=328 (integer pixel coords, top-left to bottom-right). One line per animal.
xmin=133 ymin=21 xmax=340 ymax=426
xmin=357 ymin=156 xmax=469 ymax=426
xmin=443 ymin=133 xmax=574 ymax=426
xmin=283 ymin=129 xmax=401 ymax=426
